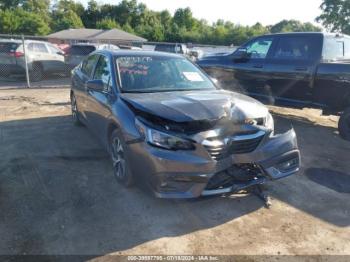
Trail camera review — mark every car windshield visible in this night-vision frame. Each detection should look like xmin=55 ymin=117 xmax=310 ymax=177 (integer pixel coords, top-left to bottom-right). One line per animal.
xmin=115 ymin=55 xmax=215 ymax=92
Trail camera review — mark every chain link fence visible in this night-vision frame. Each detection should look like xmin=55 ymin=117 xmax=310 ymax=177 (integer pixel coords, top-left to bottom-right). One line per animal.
xmin=0 ymin=34 xmax=236 ymax=89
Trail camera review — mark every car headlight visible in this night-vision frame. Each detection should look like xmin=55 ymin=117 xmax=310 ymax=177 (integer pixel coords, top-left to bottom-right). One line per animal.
xmin=135 ymin=119 xmax=195 ymax=150
xmin=265 ymin=112 xmax=274 ymax=130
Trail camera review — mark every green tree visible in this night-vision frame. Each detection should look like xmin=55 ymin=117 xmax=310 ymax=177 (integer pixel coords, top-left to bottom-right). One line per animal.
xmin=0 ymin=0 xmax=327 ymax=43
xmin=18 ymin=9 xmax=50 ymax=34
xmin=82 ymin=0 xmax=100 ymax=28
xmin=22 ymin=0 xmax=50 ymax=23
xmin=54 ymin=0 xmax=84 ymax=16
xmin=122 ymin=22 xmax=135 ymax=33
xmin=0 ymin=8 xmax=50 ymax=35
xmin=96 ymin=18 xmax=119 ymax=30
xmin=0 ymin=0 xmax=22 ymax=10
xmin=22 ymin=0 xmax=49 ymax=12
xmin=0 ymin=9 xmax=21 ymax=33
xmin=173 ymin=7 xmax=196 ymax=30
xmin=270 ymin=19 xmax=321 ymax=33
xmin=52 ymin=9 xmax=84 ymax=31
xmin=317 ymin=0 xmax=350 ymax=34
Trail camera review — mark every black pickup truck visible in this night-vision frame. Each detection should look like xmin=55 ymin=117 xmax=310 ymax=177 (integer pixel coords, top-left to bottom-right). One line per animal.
xmin=197 ymin=32 xmax=350 ymax=140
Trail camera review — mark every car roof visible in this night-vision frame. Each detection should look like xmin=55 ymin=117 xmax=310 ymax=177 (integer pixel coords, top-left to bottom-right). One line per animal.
xmin=261 ymin=32 xmax=350 ymax=38
xmin=0 ymin=39 xmax=49 ymax=44
xmin=95 ymin=49 xmax=184 ymax=58
xmin=263 ymin=32 xmax=324 ymax=37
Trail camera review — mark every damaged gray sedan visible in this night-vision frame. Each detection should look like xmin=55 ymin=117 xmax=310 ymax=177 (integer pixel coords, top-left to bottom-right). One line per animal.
xmin=70 ymin=50 xmax=300 ymax=199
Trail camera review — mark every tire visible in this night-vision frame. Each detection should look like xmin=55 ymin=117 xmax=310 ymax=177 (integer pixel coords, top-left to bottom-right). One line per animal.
xmin=70 ymin=93 xmax=83 ymax=126
xmin=31 ymin=63 xmax=43 ymax=82
xmin=338 ymin=107 xmax=350 ymax=141
xmin=109 ymin=129 xmax=134 ymax=187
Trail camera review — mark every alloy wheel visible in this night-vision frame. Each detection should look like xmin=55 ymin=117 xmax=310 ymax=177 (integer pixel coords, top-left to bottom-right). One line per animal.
xmin=71 ymin=96 xmax=78 ymax=122
xmin=111 ymin=137 xmax=126 ymax=180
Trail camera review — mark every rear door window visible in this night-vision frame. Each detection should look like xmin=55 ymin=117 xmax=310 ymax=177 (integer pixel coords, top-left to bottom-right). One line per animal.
xmin=32 ymin=43 xmax=49 ymax=53
xmin=272 ymin=35 xmax=321 ymax=61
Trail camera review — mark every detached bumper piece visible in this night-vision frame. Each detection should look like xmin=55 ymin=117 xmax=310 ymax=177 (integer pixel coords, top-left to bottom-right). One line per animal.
xmin=201 ymin=164 xmax=266 ymax=196
xmin=259 ymin=150 xmax=300 ymax=180
xmin=200 ymin=149 xmax=300 ymax=200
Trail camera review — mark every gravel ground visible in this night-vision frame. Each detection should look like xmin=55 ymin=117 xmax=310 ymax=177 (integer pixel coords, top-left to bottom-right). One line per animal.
xmin=0 ymin=88 xmax=349 ymax=258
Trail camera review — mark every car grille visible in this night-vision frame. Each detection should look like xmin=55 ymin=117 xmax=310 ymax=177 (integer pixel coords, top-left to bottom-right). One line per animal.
xmin=204 ymin=131 xmax=265 ymax=161
xmin=205 ymin=164 xmax=263 ymax=190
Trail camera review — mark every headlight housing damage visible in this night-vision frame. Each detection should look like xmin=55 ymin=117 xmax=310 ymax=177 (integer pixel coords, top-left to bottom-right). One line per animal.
xmin=243 ymin=112 xmax=274 ymax=130
xmin=135 ymin=119 xmax=195 ymax=150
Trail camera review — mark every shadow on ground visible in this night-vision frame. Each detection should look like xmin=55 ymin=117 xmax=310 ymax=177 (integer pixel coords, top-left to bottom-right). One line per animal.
xmin=0 ymin=116 xmax=264 ymax=255
xmin=0 ymin=113 xmax=349 ymax=255
xmin=268 ymin=114 xmax=350 ymax=227
xmin=0 ymin=76 xmax=70 ymax=89
xmin=305 ymin=168 xmax=350 ymax=194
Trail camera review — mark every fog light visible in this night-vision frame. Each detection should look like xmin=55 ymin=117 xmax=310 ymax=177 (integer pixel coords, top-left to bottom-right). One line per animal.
xmin=277 ymin=158 xmax=298 ymax=172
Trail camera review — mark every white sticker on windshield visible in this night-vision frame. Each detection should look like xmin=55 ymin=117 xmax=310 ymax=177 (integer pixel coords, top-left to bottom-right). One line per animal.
xmin=183 ymin=72 xmax=204 ymax=82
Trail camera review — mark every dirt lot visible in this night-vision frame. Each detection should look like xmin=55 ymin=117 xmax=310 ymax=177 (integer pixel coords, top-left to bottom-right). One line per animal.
xmin=0 ymin=88 xmax=349 ymax=258
xmin=0 ymin=77 xmax=70 ymax=90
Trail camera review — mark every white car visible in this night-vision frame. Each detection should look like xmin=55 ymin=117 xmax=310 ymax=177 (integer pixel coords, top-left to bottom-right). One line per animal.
xmin=0 ymin=39 xmax=67 ymax=81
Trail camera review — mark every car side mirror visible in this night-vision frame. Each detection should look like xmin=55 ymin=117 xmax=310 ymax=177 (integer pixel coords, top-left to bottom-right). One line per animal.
xmin=57 ymin=51 xmax=64 ymax=56
xmin=233 ymin=48 xmax=250 ymax=62
xmin=87 ymin=79 xmax=104 ymax=92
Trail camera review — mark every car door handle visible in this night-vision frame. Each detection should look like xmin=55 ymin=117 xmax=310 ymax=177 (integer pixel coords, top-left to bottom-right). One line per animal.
xmin=253 ymin=64 xmax=264 ymax=69
xmin=295 ymin=67 xmax=308 ymax=72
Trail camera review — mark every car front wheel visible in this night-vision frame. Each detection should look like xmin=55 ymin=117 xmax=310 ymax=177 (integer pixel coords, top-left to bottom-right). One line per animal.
xmin=71 ymin=94 xmax=83 ymax=126
xmin=339 ymin=107 xmax=350 ymax=141
xmin=110 ymin=129 xmax=134 ymax=187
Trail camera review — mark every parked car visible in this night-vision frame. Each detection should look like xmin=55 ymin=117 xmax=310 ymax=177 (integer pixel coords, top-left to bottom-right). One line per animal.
xmin=154 ymin=43 xmax=188 ymax=55
xmin=0 ymin=39 xmax=66 ymax=81
xmin=70 ymin=50 xmax=300 ymax=199
xmin=197 ymin=32 xmax=350 ymax=140
xmin=65 ymin=43 xmax=119 ymax=70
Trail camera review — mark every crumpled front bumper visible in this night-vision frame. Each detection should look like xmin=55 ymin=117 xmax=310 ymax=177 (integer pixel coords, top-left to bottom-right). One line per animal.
xmin=201 ymin=129 xmax=300 ymax=197
xmin=127 ymin=128 xmax=300 ymax=199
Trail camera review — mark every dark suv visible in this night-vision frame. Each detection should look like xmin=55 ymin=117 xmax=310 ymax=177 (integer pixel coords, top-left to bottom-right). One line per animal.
xmin=70 ymin=50 xmax=300 ymax=199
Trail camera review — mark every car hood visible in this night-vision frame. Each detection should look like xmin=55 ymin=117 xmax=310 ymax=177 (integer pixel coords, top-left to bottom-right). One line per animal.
xmin=120 ymin=89 xmax=268 ymax=123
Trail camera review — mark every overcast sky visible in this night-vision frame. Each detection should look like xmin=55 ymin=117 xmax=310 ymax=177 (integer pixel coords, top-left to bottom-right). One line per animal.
xmin=79 ymin=0 xmax=323 ymax=27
